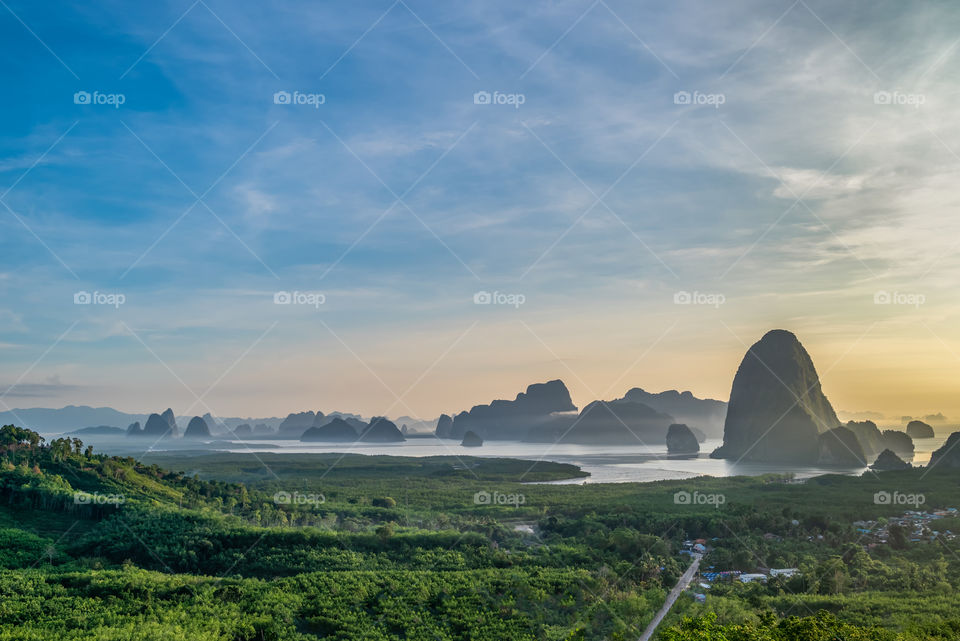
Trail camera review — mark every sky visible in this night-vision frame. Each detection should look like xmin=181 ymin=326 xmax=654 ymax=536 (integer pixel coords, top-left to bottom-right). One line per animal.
xmin=1 ymin=0 xmax=960 ymax=422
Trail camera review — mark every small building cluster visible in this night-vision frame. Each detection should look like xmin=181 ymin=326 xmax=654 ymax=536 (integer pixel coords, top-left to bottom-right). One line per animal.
xmin=854 ymin=507 xmax=957 ymax=545
xmin=680 ymin=538 xmax=708 ymax=554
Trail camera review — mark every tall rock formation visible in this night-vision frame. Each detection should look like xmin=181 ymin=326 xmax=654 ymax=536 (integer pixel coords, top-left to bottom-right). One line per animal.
xmin=712 ymin=330 xmax=840 ymax=463
xmin=126 ymin=421 xmax=143 ymax=437
xmin=435 ymin=414 xmax=454 ymax=438
xmin=160 ymin=408 xmax=178 ymax=436
xmin=183 ymin=416 xmax=211 ymax=438
xmin=666 ymin=423 xmax=700 ymax=454
xmin=142 ymin=413 xmax=176 ymax=438
xmin=450 ymin=380 xmax=577 ymax=440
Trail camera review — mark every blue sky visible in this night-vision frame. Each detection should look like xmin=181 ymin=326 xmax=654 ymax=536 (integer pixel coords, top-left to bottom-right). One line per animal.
xmin=2 ymin=0 xmax=960 ymax=421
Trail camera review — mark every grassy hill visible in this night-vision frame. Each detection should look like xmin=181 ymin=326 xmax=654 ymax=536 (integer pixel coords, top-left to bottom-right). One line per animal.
xmin=2 ymin=423 xmax=960 ymax=640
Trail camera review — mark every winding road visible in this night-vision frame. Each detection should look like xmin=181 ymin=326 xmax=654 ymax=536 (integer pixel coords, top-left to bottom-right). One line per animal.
xmin=638 ymin=553 xmax=702 ymax=641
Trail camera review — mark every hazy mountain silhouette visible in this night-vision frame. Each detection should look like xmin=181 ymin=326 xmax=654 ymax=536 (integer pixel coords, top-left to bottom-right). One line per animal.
xmin=845 ymin=420 xmax=884 ymax=460
xmin=881 ymin=430 xmax=914 ymax=460
xmin=360 ymin=417 xmax=405 ymax=442
xmin=394 ymin=415 xmax=439 ymax=434
xmin=621 ymin=388 xmax=726 ymax=438
xmin=526 ymin=398 xmax=674 ymax=445
xmin=666 ymin=423 xmax=700 ymax=454
xmin=277 ymin=411 xmax=321 ymax=439
xmin=0 ymin=406 xmax=148 ymax=432
xmin=449 ymin=380 xmax=577 ymax=440
xmin=434 ymin=414 xmax=454 ymax=438
xmin=160 ymin=409 xmax=178 ymax=436
xmin=301 ymin=418 xmax=358 ymax=442
xmin=140 ymin=413 xmax=176 ymax=438
xmin=183 ymin=416 xmax=211 ymax=438
xmin=928 ymin=432 xmax=960 ymax=469
xmin=871 ymin=449 xmax=911 ymax=471
xmin=460 ymin=430 xmax=483 ymax=447
xmin=818 ymin=426 xmax=866 ymax=465
xmin=906 ymin=420 xmax=935 ymax=438
xmin=67 ymin=425 xmax=125 ymax=436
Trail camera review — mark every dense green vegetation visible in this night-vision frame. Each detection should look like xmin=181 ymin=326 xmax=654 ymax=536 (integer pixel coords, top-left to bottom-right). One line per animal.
xmin=2 ymin=424 xmax=960 ymax=639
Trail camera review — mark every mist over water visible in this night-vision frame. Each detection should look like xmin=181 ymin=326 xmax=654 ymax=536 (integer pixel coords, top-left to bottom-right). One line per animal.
xmin=55 ymin=432 xmax=953 ymax=484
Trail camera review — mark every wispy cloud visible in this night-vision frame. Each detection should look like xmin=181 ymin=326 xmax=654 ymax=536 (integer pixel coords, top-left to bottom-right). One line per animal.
xmin=2 ymin=0 xmax=960 ymax=416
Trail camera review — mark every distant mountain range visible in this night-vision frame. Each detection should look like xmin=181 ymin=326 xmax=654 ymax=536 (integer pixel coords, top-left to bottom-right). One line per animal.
xmin=0 ymin=382 xmax=728 ymax=446
xmin=0 ymin=406 xmax=150 ymax=432
xmin=0 ymin=405 xmax=417 ymax=441
xmin=0 ymin=406 xmax=286 ymax=434
xmin=434 ymin=380 xmax=727 ymax=445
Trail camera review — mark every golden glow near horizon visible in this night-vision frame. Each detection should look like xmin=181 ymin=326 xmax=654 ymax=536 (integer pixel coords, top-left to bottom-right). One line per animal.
xmin=19 ymin=307 xmax=960 ymax=427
